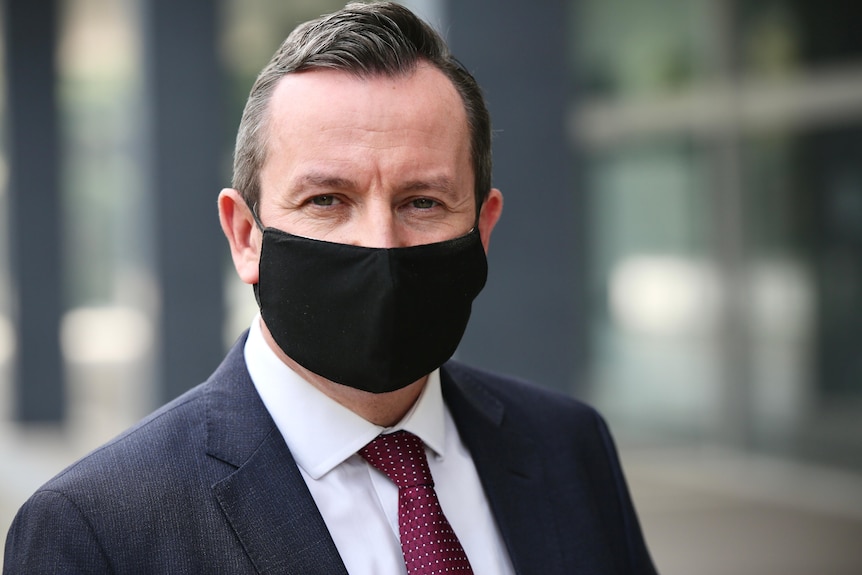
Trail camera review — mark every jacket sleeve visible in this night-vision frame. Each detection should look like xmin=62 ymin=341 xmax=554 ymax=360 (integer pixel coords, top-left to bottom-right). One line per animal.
xmin=4 ymin=489 xmax=112 ymax=574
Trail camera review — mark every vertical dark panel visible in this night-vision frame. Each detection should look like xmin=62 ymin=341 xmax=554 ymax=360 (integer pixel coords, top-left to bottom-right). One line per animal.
xmin=792 ymin=0 xmax=862 ymax=400
xmin=141 ymin=0 xmax=225 ymax=403
xmin=804 ymin=126 xmax=862 ymax=398
xmin=448 ymin=0 xmax=583 ymax=393
xmin=4 ymin=0 xmax=65 ymax=422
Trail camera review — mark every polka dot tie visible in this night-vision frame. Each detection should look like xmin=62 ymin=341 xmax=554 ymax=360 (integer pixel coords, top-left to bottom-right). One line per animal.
xmin=360 ymin=430 xmax=474 ymax=574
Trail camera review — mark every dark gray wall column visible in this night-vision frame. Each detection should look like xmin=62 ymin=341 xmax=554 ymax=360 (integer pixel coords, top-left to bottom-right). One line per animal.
xmin=141 ymin=0 xmax=225 ymax=403
xmin=4 ymin=0 xmax=66 ymax=422
xmin=448 ymin=0 xmax=584 ymax=393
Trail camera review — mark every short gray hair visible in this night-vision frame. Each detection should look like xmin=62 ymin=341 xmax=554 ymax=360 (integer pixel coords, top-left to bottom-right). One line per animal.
xmin=232 ymin=1 xmax=492 ymax=212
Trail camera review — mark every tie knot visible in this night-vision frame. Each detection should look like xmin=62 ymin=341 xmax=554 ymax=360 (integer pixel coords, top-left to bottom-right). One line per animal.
xmin=360 ymin=430 xmax=433 ymax=489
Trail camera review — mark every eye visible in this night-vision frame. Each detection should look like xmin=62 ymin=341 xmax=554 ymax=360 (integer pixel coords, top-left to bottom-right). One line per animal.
xmin=411 ymin=197 xmax=438 ymax=209
xmin=310 ymin=195 xmax=337 ymax=206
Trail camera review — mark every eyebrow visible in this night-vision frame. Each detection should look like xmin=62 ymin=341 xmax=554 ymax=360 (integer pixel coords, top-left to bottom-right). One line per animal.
xmin=294 ymin=173 xmax=354 ymax=191
xmin=401 ymin=176 xmax=457 ymax=196
xmin=293 ymin=172 xmax=459 ymax=197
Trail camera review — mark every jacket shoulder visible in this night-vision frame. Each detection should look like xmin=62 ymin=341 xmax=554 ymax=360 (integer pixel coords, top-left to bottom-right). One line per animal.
xmin=5 ymin=341 xmax=260 ymax=574
xmin=442 ymin=359 xmax=603 ymax=427
xmin=38 ymin=381 xmax=211 ymax=499
xmin=441 ymin=360 xmax=658 ymax=574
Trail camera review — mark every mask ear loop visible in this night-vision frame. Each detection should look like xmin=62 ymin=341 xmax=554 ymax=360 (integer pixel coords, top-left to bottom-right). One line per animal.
xmin=249 ymin=201 xmax=265 ymax=232
xmin=471 ymin=191 xmax=487 ymax=235
xmin=248 ymin=200 xmax=265 ymax=306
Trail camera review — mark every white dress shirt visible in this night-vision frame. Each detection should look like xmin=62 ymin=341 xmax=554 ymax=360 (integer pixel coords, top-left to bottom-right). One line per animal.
xmin=244 ymin=316 xmax=515 ymax=575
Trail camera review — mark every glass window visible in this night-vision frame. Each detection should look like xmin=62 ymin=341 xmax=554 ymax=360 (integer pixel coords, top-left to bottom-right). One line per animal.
xmin=574 ymin=0 xmax=862 ymax=468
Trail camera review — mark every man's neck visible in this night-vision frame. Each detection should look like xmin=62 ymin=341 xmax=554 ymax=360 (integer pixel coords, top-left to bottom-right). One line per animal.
xmin=259 ymin=319 xmax=426 ymax=427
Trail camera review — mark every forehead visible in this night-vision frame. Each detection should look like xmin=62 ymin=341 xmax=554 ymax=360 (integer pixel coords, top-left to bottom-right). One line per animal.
xmin=263 ymin=65 xmax=470 ymax=162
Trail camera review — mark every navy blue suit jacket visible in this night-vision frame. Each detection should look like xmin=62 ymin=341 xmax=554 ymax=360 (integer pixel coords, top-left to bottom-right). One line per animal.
xmin=4 ymin=334 xmax=657 ymax=574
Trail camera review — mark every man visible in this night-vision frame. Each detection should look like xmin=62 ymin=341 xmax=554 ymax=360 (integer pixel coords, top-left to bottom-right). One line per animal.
xmin=4 ymin=3 xmax=657 ymax=574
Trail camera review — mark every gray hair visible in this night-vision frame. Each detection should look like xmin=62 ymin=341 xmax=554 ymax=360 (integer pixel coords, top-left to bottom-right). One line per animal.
xmin=232 ymin=1 xmax=492 ymax=212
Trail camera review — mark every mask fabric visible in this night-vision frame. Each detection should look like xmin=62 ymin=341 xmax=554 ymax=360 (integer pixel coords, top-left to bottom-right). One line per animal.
xmin=254 ymin=227 xmax=488 ymax=393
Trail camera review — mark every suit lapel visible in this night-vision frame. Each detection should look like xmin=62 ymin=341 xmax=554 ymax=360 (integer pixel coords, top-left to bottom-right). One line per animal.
xmin=205 ymin=337 xmax=348 ymax=575
xmin=441 ymin=362 xmax=566 ymax=575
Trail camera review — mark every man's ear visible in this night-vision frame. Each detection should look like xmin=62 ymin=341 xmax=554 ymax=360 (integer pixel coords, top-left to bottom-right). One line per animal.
xmin=218 ymin=188 xmax=261 ymax=285
xmin=477 ymin=188 xmax=503 ymax=252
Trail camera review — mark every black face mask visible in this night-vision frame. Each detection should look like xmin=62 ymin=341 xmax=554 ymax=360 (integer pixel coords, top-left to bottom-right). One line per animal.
xmin=254 ymin=226 xmax=488 ymax=393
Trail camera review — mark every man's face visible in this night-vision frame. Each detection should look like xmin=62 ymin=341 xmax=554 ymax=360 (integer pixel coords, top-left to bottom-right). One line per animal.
xmin=257 ymin=65 xmax=480 ymax=248
xmin=217 ymin=61 xmax=503 ymax=404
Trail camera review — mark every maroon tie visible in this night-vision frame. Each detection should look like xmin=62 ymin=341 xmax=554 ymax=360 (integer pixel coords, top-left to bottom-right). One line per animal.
xmin=360 ymin=430 xmax=474 ymax=574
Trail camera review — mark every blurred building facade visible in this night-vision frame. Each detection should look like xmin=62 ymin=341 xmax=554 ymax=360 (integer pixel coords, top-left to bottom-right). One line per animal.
xmin=1 ymin=1 xmax=862 ymax=572
xmin=571 ymin=0 xmax=862 ymax=471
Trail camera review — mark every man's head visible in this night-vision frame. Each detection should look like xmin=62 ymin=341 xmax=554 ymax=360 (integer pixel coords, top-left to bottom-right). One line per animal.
xmin=218 ymin=2 xmax=503 ymax=413
xmin=232 ymin=1 xmax=492 ymax=213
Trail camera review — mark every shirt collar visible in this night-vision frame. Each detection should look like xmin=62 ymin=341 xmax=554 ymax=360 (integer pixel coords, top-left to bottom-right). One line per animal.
xmin=244 ymin=316 xmax=447 ymax=480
